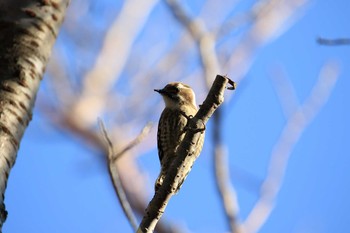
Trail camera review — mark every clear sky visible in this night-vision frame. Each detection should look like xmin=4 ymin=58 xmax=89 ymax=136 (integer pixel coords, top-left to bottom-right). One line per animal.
xmin=3 ymin=0 xmax=350 ymax=233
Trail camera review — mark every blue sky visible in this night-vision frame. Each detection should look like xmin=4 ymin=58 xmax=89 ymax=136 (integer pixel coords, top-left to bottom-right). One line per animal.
xmin=3 ymin=0 xmax=350 ymax=233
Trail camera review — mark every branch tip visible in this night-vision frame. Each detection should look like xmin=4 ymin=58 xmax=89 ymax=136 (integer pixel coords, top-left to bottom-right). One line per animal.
xmin=216 ymin=74 xmax=236 ymax=90
xmin=227 ymin=78 xmax=236 ymax=90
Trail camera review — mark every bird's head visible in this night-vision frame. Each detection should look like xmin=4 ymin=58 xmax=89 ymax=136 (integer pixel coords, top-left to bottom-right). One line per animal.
xmin=155 ymin=82 xmax=197 ymax=110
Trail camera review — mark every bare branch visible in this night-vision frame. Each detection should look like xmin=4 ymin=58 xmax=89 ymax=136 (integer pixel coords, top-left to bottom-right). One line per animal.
xmin=46 ymin=46 xmax=76 ymax=107
xmin=112 ymin=122 xmax=153 ymax=162
xmin=268 ymin=65 xmax=299 ymax=118
xmin=164 ymin=0 xmax=220 ymax=87
xmin=242 ymin=62 xmax=340 ymax=233
xmin=213 ymin=110 xmax=242 ymax=233
xmin=72 ymin=0 xmax=159 ymax=127
xmin=216 ymin=9 xmax=256 ymax=39
xmin=137 ymin=75 xmax=235 ymax=233
xmin=164 ymin=0 xmax=203 ymax=38
xmin=317 ymin=37 xmax=350 ymax=46
xmin=99 ymin=119 xmax=138 ymax=232
xmin=215 ymin=147 xmax=242 ymax=233
xmin=224 ymin=0 xmax=308 ymax=83
xmin=42 ymin=105 xmax=187 ymax=233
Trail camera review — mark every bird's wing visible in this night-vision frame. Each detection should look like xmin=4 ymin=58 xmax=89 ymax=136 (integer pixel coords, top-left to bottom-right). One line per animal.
xmin=157 ymin=109 xmax=187 ymax=164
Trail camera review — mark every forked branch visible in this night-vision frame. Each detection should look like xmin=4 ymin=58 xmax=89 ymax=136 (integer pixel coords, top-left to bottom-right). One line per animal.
xmin=99 ymin=120 xmax=139 ymax=232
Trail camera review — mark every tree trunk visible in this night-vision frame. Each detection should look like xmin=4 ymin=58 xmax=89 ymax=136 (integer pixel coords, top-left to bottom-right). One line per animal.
xmin=0 ymin=0 xmax=69 ymax=229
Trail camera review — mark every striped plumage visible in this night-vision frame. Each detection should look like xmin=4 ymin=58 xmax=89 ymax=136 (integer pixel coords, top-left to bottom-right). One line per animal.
xmin=154 ymin=82 xmax=205 ymax=193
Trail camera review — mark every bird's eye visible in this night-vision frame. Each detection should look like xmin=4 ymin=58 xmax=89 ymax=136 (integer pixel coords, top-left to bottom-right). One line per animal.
xmin=167 ymin=85 xmax=179 ymax=94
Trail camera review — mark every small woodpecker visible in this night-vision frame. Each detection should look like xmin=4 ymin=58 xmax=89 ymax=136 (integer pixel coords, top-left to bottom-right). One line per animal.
xmin=154 ymin=82 xmax=205 ymax=193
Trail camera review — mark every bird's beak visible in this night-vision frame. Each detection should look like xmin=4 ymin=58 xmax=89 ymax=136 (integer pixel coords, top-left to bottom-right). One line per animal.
xmin=155 ymin=88 xmax=172 ymax=99
xmin=154 ymin=89 xmax=164 ymax=94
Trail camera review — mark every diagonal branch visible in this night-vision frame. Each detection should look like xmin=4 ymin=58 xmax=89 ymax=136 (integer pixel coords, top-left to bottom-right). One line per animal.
xmin=99 ymin=119 xmax=139 ymax=232
xmin=242 ymin=62 xmax=340 ymax=233
xmin=72 ymin=0 xmax=159 ymax=127
xmin=137 ymin=75 xmax=236 ymax=233
xmin=268 ymin=66 xmax=299 ymax=118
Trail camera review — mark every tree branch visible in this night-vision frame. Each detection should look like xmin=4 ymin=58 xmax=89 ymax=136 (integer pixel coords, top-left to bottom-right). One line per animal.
xmin=164 ymin=0 xmax=220 ymax=87
xmin=223 ymin=0 xmax=308 ymax=83
xmin=213 ymin=110 xmax=242 ymax=233
xmin=242 ymin=62 xmax=340 ymax=233
xmin=268 ymin=66 xmax=299 ymax=118
xmin=317 ymin=37 xmax=350 ymax=46
xmin=111 ymin=122 xmax=152 ymax=162
xmin=99 ymin=119 xmax=138 ymax=232
xmin=72 ymin=0 xmax=159 ymax=127
xmin=137 ymin=75 xmax=236 ymax=233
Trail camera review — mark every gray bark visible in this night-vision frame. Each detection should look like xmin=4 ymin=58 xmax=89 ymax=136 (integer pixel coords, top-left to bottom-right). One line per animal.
xmin=0 ymin=0 xmax=69 ymax=229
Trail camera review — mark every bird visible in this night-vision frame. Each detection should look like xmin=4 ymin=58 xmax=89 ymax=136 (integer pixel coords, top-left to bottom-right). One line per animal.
xmin=154 ymin=82 xmax=205 ymax=193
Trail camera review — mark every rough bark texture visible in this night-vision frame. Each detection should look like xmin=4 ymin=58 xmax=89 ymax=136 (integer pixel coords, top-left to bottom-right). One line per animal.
xmin=0 ymin=0 xmax=69 ymax=228
xmin=137 ymin=75 xmax=232 ymax=233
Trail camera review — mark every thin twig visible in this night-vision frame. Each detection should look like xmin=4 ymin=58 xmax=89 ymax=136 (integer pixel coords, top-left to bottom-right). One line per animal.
xmin=137 ymin=75 xmax=234 ymax=233
xmin=98 ymin=119 xmax=139 ymax=232
xmin=242 ymin=62 xmax=340 ymax=233
xmin=317 ymin=37 xmax=350 ymax=46
xmin=112 ymin=122 xmax=153 ymax=162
